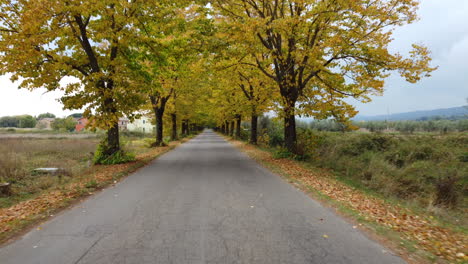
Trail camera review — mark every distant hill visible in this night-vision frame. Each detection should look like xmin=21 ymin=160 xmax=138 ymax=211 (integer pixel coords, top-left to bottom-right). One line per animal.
xmin=354 ymin=106 xmax=468 ymax=121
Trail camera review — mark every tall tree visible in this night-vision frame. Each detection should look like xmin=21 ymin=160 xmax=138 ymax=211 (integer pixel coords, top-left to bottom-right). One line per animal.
xmin=0 ymin=0 xmax=150 ymax=161
xmin=213 ymin=0 xmax=436 ymax=153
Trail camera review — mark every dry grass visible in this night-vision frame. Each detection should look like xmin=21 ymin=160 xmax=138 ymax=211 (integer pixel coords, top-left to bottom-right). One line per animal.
xmin=0 ymin=138 xmax=98 ymax=206
xmin=0 ymin=136 xmax=161 ymax=208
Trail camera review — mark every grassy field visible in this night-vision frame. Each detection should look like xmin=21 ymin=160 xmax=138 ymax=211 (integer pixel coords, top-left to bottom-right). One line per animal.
xmin=0 ymin=135 xmax=156 ymax=208
xmin=296 ymin=131 xmax=466 ymax=218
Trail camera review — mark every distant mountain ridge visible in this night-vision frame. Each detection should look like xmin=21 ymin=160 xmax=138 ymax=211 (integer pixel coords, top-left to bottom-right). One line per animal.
xmin=354 ymin=106 xmax=468 ymax=121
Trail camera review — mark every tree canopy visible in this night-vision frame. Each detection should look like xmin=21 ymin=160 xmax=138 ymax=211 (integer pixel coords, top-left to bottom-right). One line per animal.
xmin=0 ymin=0 xmax=436 ymax=157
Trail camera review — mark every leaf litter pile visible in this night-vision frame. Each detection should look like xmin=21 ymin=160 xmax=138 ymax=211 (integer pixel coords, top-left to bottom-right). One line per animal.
xmin=234 ymin=141 xmax=467 ymax=263
xmin=0 ymin=141 xmax=184 ymax=243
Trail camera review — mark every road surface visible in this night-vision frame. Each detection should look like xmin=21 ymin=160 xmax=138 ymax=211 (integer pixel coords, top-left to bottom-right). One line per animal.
xmin=0 ymin=130 xmax=404 ymax=264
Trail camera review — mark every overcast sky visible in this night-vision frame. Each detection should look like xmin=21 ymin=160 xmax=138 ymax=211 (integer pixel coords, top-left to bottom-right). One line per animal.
xmin=0 ymin=0 xmax=467 ymax=117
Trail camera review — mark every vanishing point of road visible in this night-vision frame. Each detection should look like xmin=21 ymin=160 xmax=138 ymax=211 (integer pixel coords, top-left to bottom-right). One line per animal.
xmin=0 ymin=130 xmax=404 ymax=264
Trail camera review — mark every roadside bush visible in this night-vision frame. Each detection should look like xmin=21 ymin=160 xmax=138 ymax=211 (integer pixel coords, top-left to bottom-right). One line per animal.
xmin=460 ymin=152 xmax=468 ymax=162
xmin=288 ymin=131 xmax=467 ymax=211
xmin=93 ymin=138 xmax=136 ymax=165
xmin=341 ymin=134 xmax=395 ymax=156
xmin=434 ymin=176 xmax=459 ymax=208
xmin=273 ymin=149 xmax=293 ymax=159
xmin=239 ymin=127 xmax=249 ymax=141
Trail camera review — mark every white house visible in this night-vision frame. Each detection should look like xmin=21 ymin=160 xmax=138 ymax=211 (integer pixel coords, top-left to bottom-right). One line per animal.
xmin=126 ymin=116 xmax=155 ymax=134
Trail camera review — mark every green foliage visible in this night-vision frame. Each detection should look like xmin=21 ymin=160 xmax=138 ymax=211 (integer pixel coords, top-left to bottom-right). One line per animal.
xmin=18 ymin=115 xmax=36 ymax=128
xmin=273 ymin=149 xmax=294 ymax=159
xmin=68 ymin=113 xmax=83 ymax=119
xmin=340 ymin=134 xmax=396 ymax=156
xmin=51 ymin=117 xmax=76 ymax=132
xmin=93 ymin=139 xmax=135 ymax=165
xmin=37 ymin=113 xmax=56 ymax=119
xmin=309 ymin=133 xmax=466 ymax=208
xmin=258 ymin=116 xmax=284 ymax=147
xmin=85 ymin=180 xmax=98 ymax=189
xmin=0 ymin=115 xmax=36 ymax=128
xmin=0 ymin=116 xmax=19 ymax=127
xmin=459 ymin=153 xmax=468 ymax=162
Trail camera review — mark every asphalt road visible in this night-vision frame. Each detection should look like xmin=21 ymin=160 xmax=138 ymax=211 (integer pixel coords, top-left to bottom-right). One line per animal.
xmin=0 ymin=130 xmax=405 ymax=264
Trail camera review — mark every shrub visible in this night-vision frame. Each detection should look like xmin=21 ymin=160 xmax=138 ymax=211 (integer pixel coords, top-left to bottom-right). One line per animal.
xmin=409 ymin=145 xmax=434 ymax=161
xmin=341 ymin=134 xmax=395 ymax=156
xmin=18 ymin=115 xmax=37 ymax=128
xmin=434 ymin=176 xmax=459 ymax=208
xmin=52 ymin=117 xmax=76 ymax=132
xmin=273 ymin=149 xmax=293 ymax=159
xmin=459 ymin=152 xmax=468 ymax=162
xmin=268 ymin=131 xmax=283 ymax=147
xmin=93 ymin=139 xmax=136 ymax=165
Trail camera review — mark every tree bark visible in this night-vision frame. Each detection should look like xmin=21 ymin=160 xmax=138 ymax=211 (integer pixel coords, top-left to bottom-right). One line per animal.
xmin=105 ymin=121 xmax=120 ymax=156
xmin=171 ymin=113 xmax=177 ymax=141
xmin=235 ymin=114 xmax=241 ymax=138
xmin=230 ymin=121 xmax=235 ymax=136
xmin=250 ymin=114 xmax=258 ymax=145
xmin=150 ymin=94 xmax=169 ymax=147
xmin=181 ymin=119 xmax=186 ymax=135
xmin=184 ymin=119 xmax=189 ymax=135
xmin=284 ymin=109 xmax=297 ymax=153
xmin=155 ymin=108 xmax=164 ymax=146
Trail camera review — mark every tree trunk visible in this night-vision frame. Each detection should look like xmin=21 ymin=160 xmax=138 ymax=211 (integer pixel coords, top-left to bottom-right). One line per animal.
xmin=284 ymin=110 xmax=297 ymax=153
xmin=250 ymin=114 xmax=258 ymax=145
xmin=181 ymin=119 xmax=186 ymax=135
xmin=105 ymin=122 xmax=120 ymax=156
xmin=230 ymin=121 xmax=235 ymax=136
xmin=154 ymin=108 xmax=164 ymax=146
xmin=235 ymin=115 xmax=241 ymax=138
xmin=171 ymin=113 xmax=177 ymax=141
